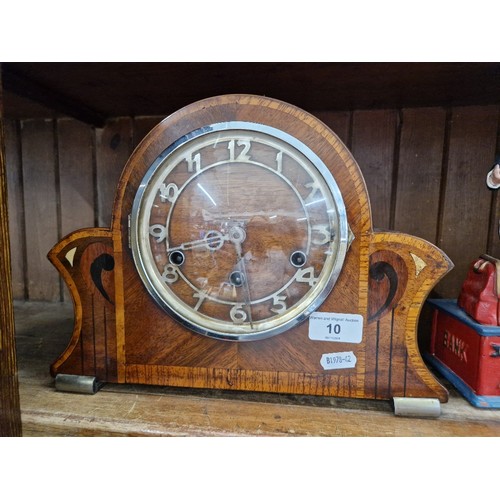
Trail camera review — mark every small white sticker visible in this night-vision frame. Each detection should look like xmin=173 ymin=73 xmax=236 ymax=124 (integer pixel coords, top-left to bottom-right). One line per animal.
xmin=308 ymin=312 xmax=363 ymax=343
xmin=320 ymin=351 xmax=357 ymax=370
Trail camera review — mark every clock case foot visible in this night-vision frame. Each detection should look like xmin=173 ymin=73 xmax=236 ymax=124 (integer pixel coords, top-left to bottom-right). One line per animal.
xmin=393 ymin=397 xmax=441 ymax=418
xmin=55 ymin=374 xmax=105 ymax=394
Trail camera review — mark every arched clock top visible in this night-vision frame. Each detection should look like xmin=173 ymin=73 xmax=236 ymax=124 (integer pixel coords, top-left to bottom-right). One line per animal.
xmin=111 ymin=95 xmax=372 ymax=238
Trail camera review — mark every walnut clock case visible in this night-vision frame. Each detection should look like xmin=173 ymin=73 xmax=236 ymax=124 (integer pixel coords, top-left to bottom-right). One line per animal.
xmin=48 ymin=95 xmax=453 ymax=413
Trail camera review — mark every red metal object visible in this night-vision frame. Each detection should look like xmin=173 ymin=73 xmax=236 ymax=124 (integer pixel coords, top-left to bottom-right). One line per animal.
xmin=426 ymin=299 xmax=500 ymax=408
xmin=458 ymin=255 xmax=500 ymax=326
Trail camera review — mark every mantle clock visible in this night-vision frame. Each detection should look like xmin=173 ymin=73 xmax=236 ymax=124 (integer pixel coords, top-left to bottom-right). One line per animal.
xmin=48 ymin=95 xmax=453 ymax=415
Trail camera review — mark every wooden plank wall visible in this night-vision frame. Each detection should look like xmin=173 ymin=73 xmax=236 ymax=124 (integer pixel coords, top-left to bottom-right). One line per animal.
xmin=4 ymin=107 xmax=500 ymax=303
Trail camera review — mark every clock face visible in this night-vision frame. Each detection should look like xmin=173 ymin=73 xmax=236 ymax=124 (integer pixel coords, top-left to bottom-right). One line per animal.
xmin=130 ymin=122 xmax=350 ymax=340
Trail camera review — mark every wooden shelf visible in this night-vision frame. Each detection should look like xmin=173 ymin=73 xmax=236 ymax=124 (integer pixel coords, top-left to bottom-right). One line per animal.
xmin=14 ymin=301 xmax=500 ymax=437
xmin=4 ymin=63 xmax=500 ymax=125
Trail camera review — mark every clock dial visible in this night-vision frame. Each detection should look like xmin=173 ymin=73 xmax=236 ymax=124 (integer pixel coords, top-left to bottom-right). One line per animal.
xmin=130 ymin=122 xmax=350 ymax=340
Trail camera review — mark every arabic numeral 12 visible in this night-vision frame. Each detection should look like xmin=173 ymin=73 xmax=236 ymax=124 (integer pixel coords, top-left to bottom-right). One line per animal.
xmin=327 ymin=323 xmax=341 ymax=335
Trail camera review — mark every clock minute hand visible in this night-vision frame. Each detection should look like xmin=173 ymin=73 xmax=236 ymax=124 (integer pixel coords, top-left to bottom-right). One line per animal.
xmin=229 ymin=227 xmax=254 ymax=329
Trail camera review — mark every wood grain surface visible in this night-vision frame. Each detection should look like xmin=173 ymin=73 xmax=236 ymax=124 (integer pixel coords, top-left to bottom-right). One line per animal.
xmin=393 ymin=108 xmax=447 ymax=243
xmin=3 ymin=119 xmax=25 ymax=299
xmin=351 ymin=109 xmax=397 ymax=229
xmin=20 ymin=119 xmax=60 ymax=301
xmin=0 ymin=77 xmax=22 ymax=436
xmin=95 ymin=117 xmax=133 ymax=227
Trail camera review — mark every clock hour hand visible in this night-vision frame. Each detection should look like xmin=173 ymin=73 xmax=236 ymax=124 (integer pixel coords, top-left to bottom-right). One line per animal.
xmin=168 ymin=230 xmax=228 ymax=253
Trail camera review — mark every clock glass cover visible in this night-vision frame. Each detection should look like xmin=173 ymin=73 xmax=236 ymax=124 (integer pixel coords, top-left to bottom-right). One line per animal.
xmin=130 ymin=122 xmax=350 ymax=340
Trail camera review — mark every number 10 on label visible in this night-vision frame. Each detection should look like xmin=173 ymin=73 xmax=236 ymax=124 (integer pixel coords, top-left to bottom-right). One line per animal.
xmin=326 ymin=323 xmax=341 ymax=335
xmin=308 ymin=312 xmax=363 ymax=343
